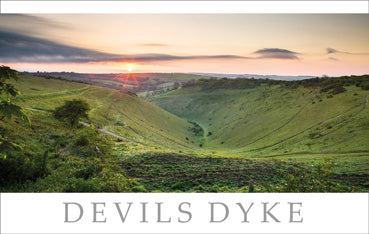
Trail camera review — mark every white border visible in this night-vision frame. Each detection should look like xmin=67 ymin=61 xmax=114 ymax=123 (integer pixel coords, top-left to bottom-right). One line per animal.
xmin=0 ymin=2 xmax=368 ymax=234
xmin=2 ymin=193 xmax=369 ymax=234
xmin=1 ymin=1 xmax=368 ymax=13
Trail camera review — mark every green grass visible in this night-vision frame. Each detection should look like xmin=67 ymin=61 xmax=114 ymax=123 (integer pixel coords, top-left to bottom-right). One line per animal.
xmin=2 ymin=74 xmax=368 ymax=192
xmin=11 ymin=75 xmax=201 ymax=152
xmin=149 ymin=84 xmax=369 ymax=154
xmin=120 ymin=152 xmax=363 ymax=192
xmin=148 ymin=82 xmax=369 ymax=191
xmin=120 ymin=152 xmax=290 ymax=192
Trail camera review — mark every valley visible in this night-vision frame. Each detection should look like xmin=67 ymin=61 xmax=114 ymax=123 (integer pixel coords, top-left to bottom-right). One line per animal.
xmin=1 ymin=73 xmax=369 ymax=192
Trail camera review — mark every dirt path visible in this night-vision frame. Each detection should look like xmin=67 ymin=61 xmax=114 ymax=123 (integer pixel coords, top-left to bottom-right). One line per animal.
xmin=24 ymin=107 xmax=143 ymax=145
xmin=24 ymin=107 xmax=49 ymax=113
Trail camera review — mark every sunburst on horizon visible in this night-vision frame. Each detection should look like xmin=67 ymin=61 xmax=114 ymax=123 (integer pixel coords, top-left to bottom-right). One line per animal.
xmin=111 ymin=63 xmax=139 ymax=90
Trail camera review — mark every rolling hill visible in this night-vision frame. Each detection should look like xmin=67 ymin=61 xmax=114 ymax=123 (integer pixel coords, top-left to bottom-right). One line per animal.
xmin=11 ymin=75 xmax=200 ymax=151
xmin=22 ymin=72 xmax=211 ymax=95
xmin=149 ymin=83 xmax=369 ymax=154
xmin=148 ymin=76 xmax=369 ymax=188
xmin=2 ymin=73 xmax=369 ymax=192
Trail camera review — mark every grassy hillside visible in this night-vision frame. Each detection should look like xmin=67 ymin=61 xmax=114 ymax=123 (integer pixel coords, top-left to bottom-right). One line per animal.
xmin=148 ymin=77 xmax=369 ymax=189
xmin=2 ymin=73 xmax=368 ymax=192
xmin=149 ymin=85 xmax=368 ymax=154
xmin=12 ymin=75 xmax=200 ymax=151
xmin=1 ymin=74 xmax=207 ymax=192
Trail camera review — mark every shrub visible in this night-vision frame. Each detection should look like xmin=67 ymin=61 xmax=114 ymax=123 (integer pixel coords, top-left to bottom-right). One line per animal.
xmin=360 ymin=80 xmax=369 ymax=90
xmin=73 ymin=158 xmax=103 ymax=179
xmin=0 ymin=149 xmax=50 ymax=187
xmin=94 ymin=164 xmax=132 ymax=192
xmin=264 ymin=159 xmax=354 ymax=192
xmin=54 ymin=99 xmax=90 ymax=127
xmin=329 ymin=86 xmax=346 ymax=95
xmin=72 ymin=128 xmax=112 ymax=158
xmin=62 ymin=177 xmax=100 ymax=192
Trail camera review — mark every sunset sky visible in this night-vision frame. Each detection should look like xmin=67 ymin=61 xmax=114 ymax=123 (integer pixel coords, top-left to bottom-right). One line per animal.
xmin=0 ymin=14 xmax=368 ymax=76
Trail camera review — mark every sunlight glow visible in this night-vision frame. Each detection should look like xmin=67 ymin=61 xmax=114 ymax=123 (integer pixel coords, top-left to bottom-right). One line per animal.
xmin=125 ymin=63 xmax=135 ymax=73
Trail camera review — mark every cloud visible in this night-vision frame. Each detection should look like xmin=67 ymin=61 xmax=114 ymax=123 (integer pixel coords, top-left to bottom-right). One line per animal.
xmin=254 ymin=48 xmax=300 ymax=60
xmin=328 ymin=57 xmax=339 ymax=61
xmin=0 ymin=30 xmax=249 ymax=64
xmin=0 ymin=30 xmax=122 ymax=63
xmin=0 ymin=14 xmax=70 ymax=36
xmin=0 ymin=30 xmax=300 ymax=64
xmin=327 ymin=48 xmax=339 ymax=54
xmin=137 ymin=43 xmax=169 ymax=47
xmin=326 ymin=47 xmax=369 ymax=55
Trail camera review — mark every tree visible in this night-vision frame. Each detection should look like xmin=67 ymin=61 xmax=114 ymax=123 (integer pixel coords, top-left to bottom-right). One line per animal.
xmin=0 ymin=66 xmax=30 ymax=159
xmin=173 ymin=81 xmax=180 ymax=89
xmin=360 ymin=80 xmax=369 ymax=90
xmin=54 ymin=99 xmax=90 ymax=127
xmin=0 ymin=66 xmax=30 ymax=123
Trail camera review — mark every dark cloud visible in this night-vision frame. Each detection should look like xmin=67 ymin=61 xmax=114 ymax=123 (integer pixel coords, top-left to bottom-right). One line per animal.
xmin=0 ymin=30 xmax=122 ymax=63
xmin=0 ymin=30 xmax=248 ymax=64
xmin=326 ymin=47 xmax=369 ymax=55
xmin=0 ymin=14 xmax=70 ymax=36
xmin=254 ymin=48 xmax=300 ymax=60
xmin=327 ymin=48 xmax=339 ymax=54
xmin=0 ymin=30 xmax=299 ymax=64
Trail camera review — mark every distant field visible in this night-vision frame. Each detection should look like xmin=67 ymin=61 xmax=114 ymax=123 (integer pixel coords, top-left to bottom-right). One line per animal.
xmin=24 ymin=72 xmax=211 ymax=95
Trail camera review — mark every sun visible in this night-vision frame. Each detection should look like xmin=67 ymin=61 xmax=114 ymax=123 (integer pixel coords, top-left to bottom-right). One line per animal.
xmin=125 ymin=63 xmax=135 ymax=73
xmin=111 ymin=63 xmax=140 ymax=90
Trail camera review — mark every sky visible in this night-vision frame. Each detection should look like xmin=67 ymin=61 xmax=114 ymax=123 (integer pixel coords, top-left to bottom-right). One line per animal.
xmin=0 ymin=14 xmax=368 ymax=76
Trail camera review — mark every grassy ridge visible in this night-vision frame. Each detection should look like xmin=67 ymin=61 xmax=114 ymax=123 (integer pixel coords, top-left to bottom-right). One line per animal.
xmin=12 ymin=75 xmax=200 ymax=151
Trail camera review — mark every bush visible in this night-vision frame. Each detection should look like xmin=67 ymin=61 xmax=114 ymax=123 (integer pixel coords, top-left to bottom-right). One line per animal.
xmin=264 ymin=159 xmax=354 ymax=192
xmin=54 ymin=99 xmax=90 ymax=127
xmin=62 ymin=177 xmax=100 ymax=192
xmin=360 ymin=80 xmax=369 ymax=90
xmin=73 ymin=158 xmax=103 ymax=179
xmin=0 ymin=149 xmax=51 ymax=187
xmin=188 ymin=121 xmax=204 ymax=137
xmin=17 ymin=154 xmax=135 ymax=192
xmin=94 ymin=163 xmax=132 ymax=192
xmin=72 ymin=128 xmax=112 ymax=158
xmin=329 ymin=86 xmax=346 ymax=95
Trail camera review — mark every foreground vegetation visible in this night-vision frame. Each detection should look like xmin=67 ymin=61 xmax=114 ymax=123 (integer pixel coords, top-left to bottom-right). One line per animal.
xmin=1 ymin=68 xmax=368 ymax=192
xmin=121 ymin=153 xmax=359 ymax=192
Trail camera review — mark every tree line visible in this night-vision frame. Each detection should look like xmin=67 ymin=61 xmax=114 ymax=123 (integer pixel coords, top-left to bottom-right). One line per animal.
xmin=179 ymin=75 xmax=369 ymax=92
